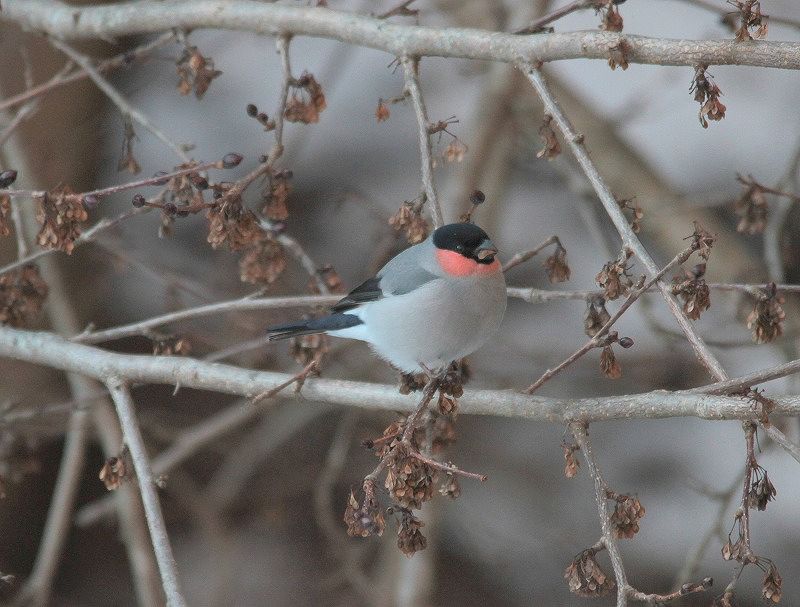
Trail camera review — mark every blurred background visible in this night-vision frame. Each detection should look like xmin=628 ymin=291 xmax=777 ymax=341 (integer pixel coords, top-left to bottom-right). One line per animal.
xmin=1 ymin=0 xmax=800 ymax=605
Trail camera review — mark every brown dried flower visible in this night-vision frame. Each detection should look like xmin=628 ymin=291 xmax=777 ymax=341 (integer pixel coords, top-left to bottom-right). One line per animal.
xmin=730 ymin=0 xmax=768 ymax=41
xmin=617 ymin=197 xmax=643 ymax=233
xmin=673 ymin=268 xmax=711 ymax=321
xmin=0 ymin=264 xmax=48 ymax=327
xmin=285 ymin=72 xmax=327 ymax=124
xmin=562 ymin=441 xmax=580 ymax=478
xmin=439 ymin=475 xmax=461 ymax=499
xmin=385 ymin=444 xmax=434 ymax=509
xmin=99 ymin=456 xmax=127 ymax=491
xmin=599 ymin=1 xmax=624 ymax=32
xmin=596 ymin=249 xmax=632 ymax=300
xmin=734 ymin=174 xmax=769 ymax=235
xmin=722 ymin=537 xmax=746 ymax=561
xmin=544 ymin=243 xmax=571 ymax=283
xmin=206 ymin=203 xmax=263 ymax=251
xmin=375 ymin=98 xmax=391 ymax=122
xmin=263 ymin=170 xmax=292 ymax=221
xmin=691 ymin=221 xmax=716 ymax=261
xmin=584 ymin=296 xmax=611 ymax=337
xmin=0 ymin=195 xmax=11 ymax=237
xmin=762 ymin=563 xmax=782 ymax=604
xmin=748 ymin=466 xmax=777 ymax=511
xmin=289 ymin=331 xmax=329 ymax=367
xmin=537 ymin=114 xmax=561 ymax=160
xmin=431 ymin=415 xmax=457 ymax=455
xmin=691 ymin=65 xmax=726 ymax=128
xmin=152 ymin=336 xmax=191 ymax=357
xmin=607 ymin=40 xmax=632 ymax=71
xmin=35 ymin=186 xmax=89 ymax=254
xmin=398 ymin=372 xmax=428 ymax=395
xmin=240 ymin=238 xmax=287 ymax=286
xmin=443 ymin=138 xmax=468 ymax=163
xmin=389 ymin=201 xmax=430 ymax=244
xmin=397 ymin=510 xmax=427 ymax=557
xmin=176 ymin=45 xmax=222 ymax=99
xmin=600 ymin=345 xmax=622 ymax=379
xmin=610 ymin=495 xmax=645 ymax=538
xmin=747 ymin=284 xmax=785 ymax=344
xmin=713 ymin=590 xmax=737 ymax=607
xmin=344 ymin=487 xmax=386 ymax=538
xmin=564 ymin=548 xmax=615 ymax=597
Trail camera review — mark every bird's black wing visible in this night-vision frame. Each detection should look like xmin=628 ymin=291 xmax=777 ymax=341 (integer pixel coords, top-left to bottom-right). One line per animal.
xmin=331 ymin=277 xmax=384 ymax=312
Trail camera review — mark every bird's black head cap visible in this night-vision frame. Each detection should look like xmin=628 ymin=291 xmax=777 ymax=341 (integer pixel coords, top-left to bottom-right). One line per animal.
xmin=432 ymin=223 xmax=497 ymax=263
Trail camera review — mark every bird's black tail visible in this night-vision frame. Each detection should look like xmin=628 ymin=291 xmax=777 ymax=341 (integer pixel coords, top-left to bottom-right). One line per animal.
xmin=267 ymin=313 xmax=363 ymax=341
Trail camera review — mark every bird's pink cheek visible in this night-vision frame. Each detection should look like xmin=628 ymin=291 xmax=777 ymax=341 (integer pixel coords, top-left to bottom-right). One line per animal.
xmin=436 ymin=249 xmax=477 ymax=276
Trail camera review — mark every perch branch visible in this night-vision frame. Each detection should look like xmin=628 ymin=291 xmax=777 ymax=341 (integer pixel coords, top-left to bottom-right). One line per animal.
xmin=3 ymin=2 xmax=800 ymax=70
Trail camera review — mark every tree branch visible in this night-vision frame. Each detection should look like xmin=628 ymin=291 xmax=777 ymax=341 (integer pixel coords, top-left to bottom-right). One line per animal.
xmin=3 ymin=1 xmax=800 ymax=70
xmin=5 ymin=326 xmax=800 ymax=422
xmin=106 ymin=381 xmax=187 ymax=607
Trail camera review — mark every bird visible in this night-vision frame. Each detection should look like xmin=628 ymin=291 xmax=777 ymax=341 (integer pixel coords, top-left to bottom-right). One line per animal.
xmin=267 ymin=222 xmax=507 ymax=374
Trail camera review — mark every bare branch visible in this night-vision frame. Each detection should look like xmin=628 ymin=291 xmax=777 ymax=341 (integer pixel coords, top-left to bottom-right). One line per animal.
xmin=523 ymin=66 xmax=729 ymax=383
xmin=106 ymin=381 xmax=187 ymax=607
xmin=4 ymin=2 xmax=800 ymax=70
xmin=48 ymin=38 xmax=191 ymax=164
xmin=5 ymin=326 xmax=800 ymax=422
xmin=401 ymin=57 xmax=444 ymax=227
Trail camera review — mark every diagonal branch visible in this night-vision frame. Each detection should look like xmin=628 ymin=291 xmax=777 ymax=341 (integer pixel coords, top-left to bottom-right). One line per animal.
xmin=522 ymin=65 xmax=728 ymax=383
xmin=106 ymin=381 xmax=187 ymax=607
xmin=401 ymin=56 xmax=444 ymax=227
xmin=49 ymin=38 xmax=191 ymax=164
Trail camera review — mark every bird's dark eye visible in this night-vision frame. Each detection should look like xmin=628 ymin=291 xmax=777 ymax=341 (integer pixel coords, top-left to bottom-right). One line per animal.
xmin=455 ymin=244 xmax=465 ymax=252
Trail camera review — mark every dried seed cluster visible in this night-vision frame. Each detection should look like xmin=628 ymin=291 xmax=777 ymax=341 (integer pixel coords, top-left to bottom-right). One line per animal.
xmin=36 ymin=186 xmax=89 ymax=254
xmin=564 ymin=548 xmax=615 ymax=597
xmin=176 ymin=45 xmax=222 ymax=99
xmin=0 ymin=265 xmax=48 ymax=327
xmin=389 ymin=201 xmax=430 ymax=244
xmin=747 ymin=284 xmax=785 ymax=344
xmin=691 ymin=65 xmax=726 ymax=128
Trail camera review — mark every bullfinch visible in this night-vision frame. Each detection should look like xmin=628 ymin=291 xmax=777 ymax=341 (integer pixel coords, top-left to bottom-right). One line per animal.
xmin=267 ymin=223 xmax=506 ymax=373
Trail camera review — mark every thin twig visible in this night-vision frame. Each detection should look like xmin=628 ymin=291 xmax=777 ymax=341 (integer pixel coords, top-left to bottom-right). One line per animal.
xmin=106 ymin=381 xmax=187 ymax=607
xmin=49 ymin=38 xmax=191 ymax=164
xmin=0 ymin=32 xmax=177 ymax=114
xmin=514 ymin=0 xmax=600 ymax=34
xmin=571 ymin=423 xmax=628 ymax=607
xmin=525 ymin=242 xmax=698 ymax=393
xmin=401 ymin=56 xmax=444 ymax=228
xmin=523 ymin=65 xmax=729 ymax=383
xmin=502 ymin=235 xmax=560 ymax=272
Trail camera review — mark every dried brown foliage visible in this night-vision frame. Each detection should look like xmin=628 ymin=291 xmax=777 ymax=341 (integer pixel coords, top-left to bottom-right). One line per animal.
xmin=734 ymin=174 xmax=769 ymax=234
xmin=607 ymin=40 xmax=632 ymax=71
xmin=443 ymin=138 xmax=468 ymax=163
xmin=35 ymin=186 xmax=88 ymax=253
xmin=609 ymin=494 xmax=645 ymax=538
xmin=544 ymin=242 xmax=570 ymax=283
xmin=239 ymin=238 xmax=287 ymax=286
xmin=691 ymin=65 xmax=726 ymax=128
xmin=673 ymin=264 xmax=711 ymax=321
xmin=375 ymin=98 xmax=391 ymax=122
xmin=747 ymin=284 xmax=785 ymax=344
xmin=99 ymin=456 xmax=127 ymax=491
xmin=206 ymin=202 xmax=262 ymax=251
xmin=389 ymin=201 xmax=429 ymax=244
xmin=285 ymin=72 xmax=327 ymax=124
xmin=562 ymin=441 xmax=580 ymax=478
xmin=599 ymin=345 xmax=622 ymax=379
xmin=598 ymin=1 xmax=624 ymax=32
xmin=396 ymin=510 xmax=427 ymax=557
xmin=384 ymin=443 xmax=434 ymax=509
xmin=596 ymin=249 xmax=632 ymax=300
xmin=0 ymin=265 xmax=48 ymax=327
xmin=762 ymin=563 xmax=783 ymax=604
xmin=176 ymin=45 xmax=222 ymax=99
xmin=152 ymin=336 xmax=191 ymax=356
xmin=691 ymin=221 xmax=716 ymax=261
xmin=617 ymin=197 xmax=643 ymax=233
xmin=748 ymin=465 xmax=777 ymax=511
xmin=263 ymin=170 xmax=292 ymax=221
xmin=344 ymin=488 xmax=386 ymax=538
xmin=584 ymin=296 xmax=611 ymax=337
xmin=730 ymin=0 xmax=768 ymax=41
xmin=564 ymin=548 xmax=615 ymax=597
xmin=537 ymin=114 xmax=561 ymax=160
xmin=289 ymin=332 xmax=329 ymax=367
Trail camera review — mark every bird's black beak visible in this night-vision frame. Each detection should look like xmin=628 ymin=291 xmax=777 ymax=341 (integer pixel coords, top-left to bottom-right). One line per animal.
xmin=475 ymin=238 xmax=498 ymax=261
